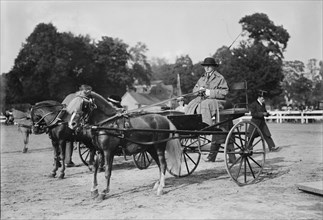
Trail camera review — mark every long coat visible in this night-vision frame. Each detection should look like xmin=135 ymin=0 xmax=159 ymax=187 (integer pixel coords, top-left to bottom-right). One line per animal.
xmin=249 ymin=100 xmax=272 ymax=137
xmin=185 ymin=70 xmax=228 ymax=125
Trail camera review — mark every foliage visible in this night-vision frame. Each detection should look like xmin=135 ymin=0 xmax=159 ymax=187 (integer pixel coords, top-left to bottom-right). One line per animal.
xmin=282 ymin=60 xmax=323 ymax=108
xmin=215 ymin=13 xmax=290 ymax=102
xmin=3 ymin=23 xmax=150 ymax=106
xmin=3 ymin=15 xmax=321 ymax=110
xmin=128 ymin=42 xmax=152 ymax=86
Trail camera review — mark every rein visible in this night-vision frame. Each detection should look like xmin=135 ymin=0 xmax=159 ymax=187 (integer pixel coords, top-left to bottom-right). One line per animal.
xmin=94 ymin=91 xmax=201 ymax=126
xmin=91 ymin=126 xmax=178 ymax=146
xmin=126 ymin=90 xmax=200 ymax=114
xmin=31 ymin=103 xmax=65 ymax=131
xmin=33 ymin=111 xmax=57 ymax=126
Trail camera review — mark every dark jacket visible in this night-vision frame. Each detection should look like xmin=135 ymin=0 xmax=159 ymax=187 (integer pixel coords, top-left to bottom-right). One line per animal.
xmin=249 ymin=100 xmax=271 ymax=137
xmin=249 ymin=100 xmax=267 ymax=120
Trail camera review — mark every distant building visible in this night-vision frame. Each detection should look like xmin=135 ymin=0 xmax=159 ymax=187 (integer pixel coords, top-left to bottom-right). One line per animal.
xmin=121 ymin=81 xmax=175 ymax=111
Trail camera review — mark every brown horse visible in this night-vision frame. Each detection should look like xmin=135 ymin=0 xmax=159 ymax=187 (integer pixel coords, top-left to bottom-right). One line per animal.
xmin=30 ymin=100 xmax=96 ymax=178
xmin=66 ymin=91 xmax=181 ymax=199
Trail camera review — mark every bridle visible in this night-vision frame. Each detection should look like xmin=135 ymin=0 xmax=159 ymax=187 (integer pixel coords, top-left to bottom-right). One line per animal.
xmin=31 ymin=103 xmax=64 ymax=133
xmin=70 ymin=96 xmax=97 ymax=131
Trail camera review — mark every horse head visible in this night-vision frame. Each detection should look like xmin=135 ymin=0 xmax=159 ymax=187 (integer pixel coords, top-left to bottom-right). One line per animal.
xmin=67 ymin=91 xmax=117 ymax=130
xmin=30 ymin=100 xmax=63 ymax=134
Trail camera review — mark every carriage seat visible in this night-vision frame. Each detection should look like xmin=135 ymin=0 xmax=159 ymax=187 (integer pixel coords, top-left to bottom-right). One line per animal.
xmin=167 ymin=114 xmax=207 ymax=131
xmin=218 ymin=81 xmax=249 ymax=116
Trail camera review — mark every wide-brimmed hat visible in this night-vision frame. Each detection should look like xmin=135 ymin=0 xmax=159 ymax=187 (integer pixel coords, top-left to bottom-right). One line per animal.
xmin=107 ymin=95 xmax=122 ymax=108
xmin=201 ymin=57 xmax=219 ymax=67
xmin=257 ymin=90 xmax=267 ymax=97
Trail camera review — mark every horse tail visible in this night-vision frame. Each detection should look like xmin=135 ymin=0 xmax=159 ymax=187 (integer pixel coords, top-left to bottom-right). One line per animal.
xmin=165 ymin=120 xmax=182 ymax=175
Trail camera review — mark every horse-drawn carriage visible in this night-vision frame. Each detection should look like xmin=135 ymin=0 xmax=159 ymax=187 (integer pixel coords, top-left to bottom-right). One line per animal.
xmin=30 ymin=81 xmax=267 ymax=198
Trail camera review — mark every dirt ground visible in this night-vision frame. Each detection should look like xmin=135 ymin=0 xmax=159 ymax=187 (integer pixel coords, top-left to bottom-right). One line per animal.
xmin=1 ymin=122 xmax=322 ymax=219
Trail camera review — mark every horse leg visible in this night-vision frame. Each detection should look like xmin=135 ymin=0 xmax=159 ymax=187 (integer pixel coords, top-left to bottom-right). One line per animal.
xmin=22 ymin=128 xmax=30 ymax=153
xmin=51 ymin=140 xmax=60 ymax=178
xmin=88 ymin=148 xmax=96 ymax=172
xmin=91 ymin=154 xmax=100 ymax=199
xmin=58 ymin=140 xmax=66 ymax=179
xmin=147 ymin=147 xmax=164 ymax=194
xmin=98 ymin=149 xmax=114 ymax=201
xmin=155 ymin=145 xmax=167 ymax=196
xmin=99 ymin=151 xmax=105 ymax=172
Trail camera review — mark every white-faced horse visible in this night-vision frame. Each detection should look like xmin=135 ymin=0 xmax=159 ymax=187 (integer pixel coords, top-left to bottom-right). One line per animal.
xmin=66 ymin=91 xmax=181 ymax=199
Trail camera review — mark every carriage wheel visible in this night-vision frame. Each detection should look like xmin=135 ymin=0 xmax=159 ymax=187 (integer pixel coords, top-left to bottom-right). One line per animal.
xmin=167 ymin=135 xmax=206 ymax=177
xmin=78 ymin=142 xmax=91 ymax=166
xmin=224 ymin=120 xmax=266 ymax=186
xmin=133 ymin=151 xmax=153 ymax=170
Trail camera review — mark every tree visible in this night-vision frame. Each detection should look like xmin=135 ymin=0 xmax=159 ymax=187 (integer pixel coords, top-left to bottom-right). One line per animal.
xmin=94 ymin=36 xmax=132 ymax=96
xmin=150 ymin=58 xmax=171 ymax=81
xmin=239 ymin=13 xmax=290 ymax=60
xmin=5 ymin=23 xmax=60 ymax=104
xmin=128 ymin=42 xmax=152 ymax=86
xmin=217 ymin=13 xmax=290 ymax=102
xmin=281 ymin=60 xmax=323 ymax=108
xmin=173 ymin=55 xmax=195 ymax=95
xmin=4 ymin=22 xmax=145 ymax=105
xmin=281 ymin=60 xmax=305 ymax=105
xmin=289 ymin=74 xmax=313 ymax=106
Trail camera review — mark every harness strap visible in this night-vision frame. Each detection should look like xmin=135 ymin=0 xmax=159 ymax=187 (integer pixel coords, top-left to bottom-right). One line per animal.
xmin=93 ymin=130 xmax=177 ymax=146
xmin=126 ymin=90 xmax=200 ymax=114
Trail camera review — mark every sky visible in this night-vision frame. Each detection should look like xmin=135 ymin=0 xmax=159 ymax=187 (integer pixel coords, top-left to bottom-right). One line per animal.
xmin=1 ymin=0 xmax=322 ymax=74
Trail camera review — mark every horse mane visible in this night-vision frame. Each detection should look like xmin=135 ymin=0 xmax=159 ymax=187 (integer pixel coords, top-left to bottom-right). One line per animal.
xmin=91 ymin=92 xmax=117 ymax=116
xmin=34 ymin=100 xmax=64 ymax=112
xmin=35 ymin=100 xmax=62 ymax=106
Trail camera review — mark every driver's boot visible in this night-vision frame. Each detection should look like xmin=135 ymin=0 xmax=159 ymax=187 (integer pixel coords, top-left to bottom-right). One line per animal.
xmin=206 ymin=143 xmax=220 ymax=162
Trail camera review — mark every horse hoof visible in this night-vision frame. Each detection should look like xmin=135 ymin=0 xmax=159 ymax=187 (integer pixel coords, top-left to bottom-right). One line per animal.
xmin=157 ymin=188 xmax=163 ymax=196
xmin=22 ymin=148 xmax=28 ymax=153
xmin=58 ymin=174 xmax=65 ymax=179
xmin=153 ymin=182 xmax=159 ymax=190
xmin=49 ymin=173 xmax=56 ymax=178
xmin=97 ymin=194 xmax=106 ymax=201
xmin=91 ymin=189 xmax=99 ymax=199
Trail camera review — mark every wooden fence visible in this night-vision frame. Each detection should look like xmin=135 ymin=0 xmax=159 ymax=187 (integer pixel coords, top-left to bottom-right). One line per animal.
xmin=239 ymin=110 xmax=323 ymax=124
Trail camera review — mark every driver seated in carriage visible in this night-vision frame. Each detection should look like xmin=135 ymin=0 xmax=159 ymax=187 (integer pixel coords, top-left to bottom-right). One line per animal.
xmin=185 ymin=57 xmax=231 ymax=162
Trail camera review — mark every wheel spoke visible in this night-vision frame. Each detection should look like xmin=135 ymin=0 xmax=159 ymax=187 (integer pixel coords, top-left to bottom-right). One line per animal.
xmin=244 ymin=157 xmax=247 ymax=183
xmin=235 ymin=156 xmax=243 ymax=180
xmin=246 ymin=126 xmax=257 ymax=148
xmin=183 ymin=150 xmax=198 ymax=166
xmin=246 ymin=157 xmax=256 ymax=179
xmin=144 ymin=152 xmax=151 ymax=164
xmin=81 ymin=149 xmax=90 ymax=162
xmin=232 ymin=136 xmax=245 ymax=151
xmin=133 ymin=151 xmax=152 ymax=169
xmin=247 ymin=155 xmax=263 ymax=168
xmin=228 ymin=155 xmax=242 ymax=170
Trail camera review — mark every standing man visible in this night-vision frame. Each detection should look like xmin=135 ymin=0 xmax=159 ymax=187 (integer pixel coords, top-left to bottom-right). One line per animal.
xmin=248 ymin=91 xmax=279 ymax=152
xmin=185 ymin=57 xmax=230 ymax=162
